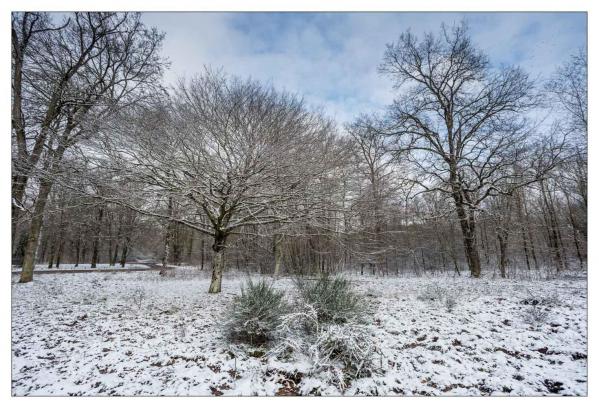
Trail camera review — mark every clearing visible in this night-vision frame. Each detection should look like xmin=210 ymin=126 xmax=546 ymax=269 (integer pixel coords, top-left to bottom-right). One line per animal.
xmin=11 ymin=268 xmax=587 ymax=396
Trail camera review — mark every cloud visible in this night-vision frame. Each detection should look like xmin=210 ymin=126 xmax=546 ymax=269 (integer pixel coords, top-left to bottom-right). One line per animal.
xmin=141 ymin=12 xmax=587 ymax=125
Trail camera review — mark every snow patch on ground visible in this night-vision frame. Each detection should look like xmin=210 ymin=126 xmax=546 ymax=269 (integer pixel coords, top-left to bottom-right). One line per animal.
xmin=11 ymin=270 xmax=587 ymax=396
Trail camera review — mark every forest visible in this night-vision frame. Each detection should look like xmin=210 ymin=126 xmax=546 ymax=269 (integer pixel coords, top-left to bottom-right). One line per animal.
xmin=11 ymin=13 xmax=586 ymax=289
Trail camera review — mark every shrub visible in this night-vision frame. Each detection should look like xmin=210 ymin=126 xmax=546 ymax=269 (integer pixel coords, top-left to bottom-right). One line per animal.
xmin=520 ymin=289 xmax=561 ymax=327
xmin=270 ymin=285 xmax=380 ymax=391
xmin=418 ymin=283 xmax=461 ymax=313
xmin=522 ymin=304 xmax=549 ymax=326
xmin=271 ymin=307 xmax=380 ymax=390
xmin=521 ymin=289 xmax=560 ymax=307
xmin=226 ymin=279 xmax=289 ymax=346
xmin=417 ymin=283 xmax=447 ymax=302
xmin=309 ymin=323 xmax=380 ymax=389
xmin=131 ymin=286 xmax=146 ymax=309
xmin=445 ymin=294 xmax=458 ymax=313
xmin=295 ymin=274 xmax=364 ymax=325
xmin=521 ymin=289 xmax=559 ymax=328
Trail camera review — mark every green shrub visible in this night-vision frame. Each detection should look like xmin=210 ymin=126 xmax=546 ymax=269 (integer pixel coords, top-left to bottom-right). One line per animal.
xmin=225 ymin=279 xmax=288 ymax=346
xmin=295 ymin=274 xmax=364 ymax=325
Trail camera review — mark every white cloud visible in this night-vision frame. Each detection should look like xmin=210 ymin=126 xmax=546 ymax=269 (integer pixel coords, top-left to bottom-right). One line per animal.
xmin=141 ymin=12 xmax=586 ymax=125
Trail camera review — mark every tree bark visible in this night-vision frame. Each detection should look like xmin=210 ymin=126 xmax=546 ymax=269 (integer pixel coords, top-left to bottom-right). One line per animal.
xmin=497 ymin=229 xmax=508 ymax=278
xmin=111 ymin=244 xmax=119 ymax=266
xmin=119 ymin=236 xmax=130 ymax=267
xmin=81 ymin=242 xmax=88 ymax=267
xmin=540 ymin=180 xmax=563 ymax=273
xmin=160 ymin=196 xmax=175 ymax=273
xmin=187 ymin=229 xmax=194 ymax=263
xmin=74 ymin=236 xmax=81 ymax=267
xmin=19 ymin=178 xmax=53 ymax=283
xmin=208 ymin=232 xmax=227 ymax=293
xmin=521 ymin=195 xmax=539 ymax=270
xmin=47 ymin=238 xmax=55 ymax=269
xmin=452 ymin=192 xmax=481 ymax=277
xmin=462 ymin=226 xmax=481 ymax=278
xmin=108 ymin=215 xmax=114 ymax=266
xmin=200 ymin=239 xmax=205 ymax=270
xmin=161 ymin=226 xmax=171 ymax=268
xmin=515 ymin=191 xmax=532 ymax=270
xmin=273 ymin=234 xmax=283 ymax=277
xmin=20 ymin=135 xmax=69 ymax=281
xmin=172 ymin=224 xmax=182 ymax=265
xmin=37 ymin=233 xmax=48 ymax=265
xmin=90 ymin=206 xmax=104 ymax=269
xmin=55 ymin=239 xmax=64 ymax=268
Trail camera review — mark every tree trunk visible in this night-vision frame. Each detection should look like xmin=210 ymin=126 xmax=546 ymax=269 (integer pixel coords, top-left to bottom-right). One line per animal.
xmin=38 ymin=233 xmax=48 ymax=265
xmin=200 ymin=239 xmax=205 ymax=270
xmin=74 ymin=237 xmax=81 ymax=267
xmin=453 ymin=200 xmax=481 ymax=277
xmin=19 ymin=178 xmax=53 ymax=283
xmin=172 ymin=225 xmax=182 ymax=265
xmin=161 ymin=227 xmax=171 ymax=268
xmin=161 ymin=196 xmax=174 ymax=272
xmin=563 ymin=193 xmax=584 ymax=269
xmin=90 ymin=206 xmax=104 ymax=269
xmin=462 ymin=229 xmax=481 ymax=278
xmin=521 ymin=196 xmax=539 ymax=270
xmin=516 ymin=191 xmax=532 ymax=271
xmin=479 ymin=219 xmax=489 ymax=266
xmin=12 ymin=231 xmax=28 ymax=267
xmin=108 ymin=244 xmax=114 ymax=266
xmin=187 ymin=229 xmax=194 ymax=263
xmin=111 ymin=243 xmax=119 ymax=266
xmin=119 ymin=236 xmax=130 ymax=267
xmin=540 ymin=180 xmax=563 ymax=273
xmin=108 ymin=217 xmax=114 ymax=266
xmin=453 ymin=257 xmax=461 ymax=276
xmin=497 ymin=229 xmax=508 ymax=278
xmin=273 ymin=234 xmax=283 ymax=277
xmin=208 ymin=233 xmax=227 ymax=294
xmin=81 ymin=241 xmax=88 ymax=267
xmin=54 ymin=200 xmax=66 ymax=268
xmin=47 ymin=239 xmax=55 ymax=269
xmin=55 ymin=236 xmax=64 ymax=268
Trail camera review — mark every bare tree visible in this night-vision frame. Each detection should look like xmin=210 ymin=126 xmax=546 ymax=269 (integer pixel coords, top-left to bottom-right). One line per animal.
xmin=12 ymin=16 xmax=584 ymax=284
xmin=99 ymin=70 xmax=340 ymax=293
xmin=12 ymin=12 xmax=166 ymax=283
xmin=546 ymin=50 xmax=587 ymax=257
xmin=546 ymin=50 xmax=587 ymax=136
xmin=378 ymin=22 xmax=562 ymax=277
xmin=346 ymin=115 xmax=405 ymax=274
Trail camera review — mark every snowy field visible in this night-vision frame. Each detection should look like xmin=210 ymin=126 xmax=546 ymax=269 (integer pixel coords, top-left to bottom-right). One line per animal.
xmin=11 ymin=268 xmax=587 ymax=396
xmin=11 ymin=263 xmax=150 ymax=272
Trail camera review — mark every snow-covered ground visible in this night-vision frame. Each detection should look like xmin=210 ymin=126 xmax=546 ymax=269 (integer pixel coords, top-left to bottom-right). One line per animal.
xmin=11 ymin=263 xmax=150 ymax=272
xmin=11 ymin=268 xmax=587 ymax=396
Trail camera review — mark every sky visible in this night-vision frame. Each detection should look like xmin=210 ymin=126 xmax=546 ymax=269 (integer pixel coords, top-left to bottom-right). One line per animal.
xmin=141 ymin=12 xmax=587 ymax=125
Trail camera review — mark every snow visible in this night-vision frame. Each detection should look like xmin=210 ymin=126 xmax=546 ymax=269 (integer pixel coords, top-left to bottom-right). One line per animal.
xmin=11 ymin=269 xmax=587 ymax=396
xmin=11 ymin=263 xmax=150 ymax=272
